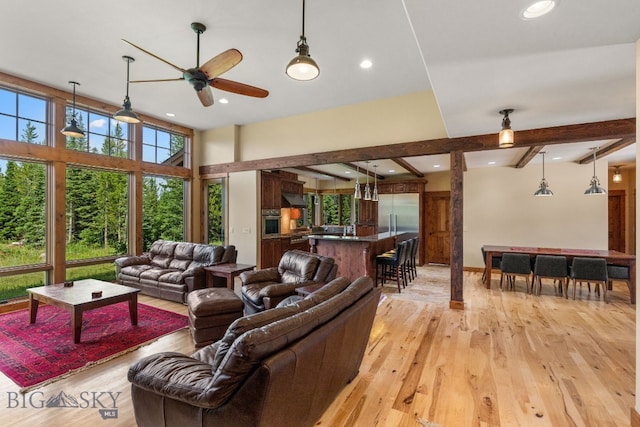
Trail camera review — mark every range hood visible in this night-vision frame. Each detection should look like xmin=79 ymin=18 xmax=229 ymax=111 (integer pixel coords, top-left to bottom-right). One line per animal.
xmin=282 ymin=192 xmax=307 ymax=208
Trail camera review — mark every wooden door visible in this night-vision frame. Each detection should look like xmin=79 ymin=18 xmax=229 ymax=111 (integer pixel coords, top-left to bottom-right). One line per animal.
xmin=425 ymin=191 xmax=450 ymax=264
xmin=608 ymin=190 xmax=625 ymax=252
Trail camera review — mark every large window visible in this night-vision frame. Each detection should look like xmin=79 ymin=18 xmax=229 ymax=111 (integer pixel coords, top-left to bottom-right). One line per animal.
xmin=65 ymin=106 xmax=130 ymax=157
xmin=206 ymin=179 xmax=226 ymax=245
xmin=66 ymin=167 xmax=129 ymax=259
xmin=0 ymin=87 xmax=47 ymax=144
xmin=143 ymin=175 xmax=185 ymax=250
xmin=143 ymin=125 xmax=185 ymax=165
xmin=322 ymin=194 xmax=354 ymax=225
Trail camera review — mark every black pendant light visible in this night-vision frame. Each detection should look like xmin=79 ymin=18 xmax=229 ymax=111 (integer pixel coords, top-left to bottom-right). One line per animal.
xmin=113 ymin=56 xmax=141 ymax=124
xmin=60 ymin=81 xmax=85 ymax=138
xmin=533 ymin=152 xmax=553 ymax=196
xmin=286 ymin=0 xmax=320 ymax=81
xmin=584 ymin=147 xmax=606 ymax=195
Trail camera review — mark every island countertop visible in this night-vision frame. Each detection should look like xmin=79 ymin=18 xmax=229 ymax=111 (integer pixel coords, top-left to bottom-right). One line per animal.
xmin=308 ymin=232 xmax=411 ymax=281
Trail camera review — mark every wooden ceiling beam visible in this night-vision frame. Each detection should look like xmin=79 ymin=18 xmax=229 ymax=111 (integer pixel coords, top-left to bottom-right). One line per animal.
xmin=576 ymin=136 xmax=636 ymax=164
xmin=391 ymin=158 xmax=424 ymax=178
xmin=515 ymin=146 xmax=544 ymax=168
xmin=199 ymin=118 xmax=635 ymax=175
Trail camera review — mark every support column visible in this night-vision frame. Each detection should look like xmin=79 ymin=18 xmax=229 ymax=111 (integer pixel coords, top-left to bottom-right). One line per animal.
xmin=449 ymin=150 xmax=464 ymax=309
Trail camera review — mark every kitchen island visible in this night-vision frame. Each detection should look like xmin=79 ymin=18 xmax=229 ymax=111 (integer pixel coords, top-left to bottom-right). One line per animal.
xmin=308 ymin=232 xmax=411 ymax=281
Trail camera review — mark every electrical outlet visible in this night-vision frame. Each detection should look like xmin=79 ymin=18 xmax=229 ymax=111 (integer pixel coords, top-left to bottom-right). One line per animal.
xmin=242 ymin=227 xmax=251 ymax=234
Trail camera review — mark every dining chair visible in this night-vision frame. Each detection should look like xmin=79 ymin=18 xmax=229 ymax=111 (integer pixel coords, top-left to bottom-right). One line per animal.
xmin=481 ymin=247 xmax=502 ymax=282
xmin=499 ymin=253 xmax=532 ymax=292
xmin=570 ymin=257 xmax=608 ymax=302
xmin=532 ymin=255 xmax=568 ymax=296
xmin=607 ymin=264 xmax=631 ymax=302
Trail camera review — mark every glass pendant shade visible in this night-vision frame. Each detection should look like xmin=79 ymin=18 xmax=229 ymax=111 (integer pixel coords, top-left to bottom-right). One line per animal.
xmin=114 ymin=56 xmax=140 ymax=124
xmin=613 ymin=166 xmax=622 ymax=183
xmin=363 ymin=161 xmax=371 ymax=200
xmin=286 ymin=0 xmax=319 ymax=81
xmin=584 ymin=148 xmax=606 ymax=195
xmin=534 ymin=152 xmax=553 ymax=196
xmin=354 ymin=163 xmax=362 ymax=199
xmin=372 ymin=165 xmax=379 ymax=202
xmin=61 ymin=81 xmax=85 ymax=138
xmin=498 ymin=109 xmax=514 ymax=148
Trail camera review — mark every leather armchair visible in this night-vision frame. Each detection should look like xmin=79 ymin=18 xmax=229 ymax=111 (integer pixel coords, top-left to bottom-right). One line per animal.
xmin=240 ymin=250 xmax=337 ymax=314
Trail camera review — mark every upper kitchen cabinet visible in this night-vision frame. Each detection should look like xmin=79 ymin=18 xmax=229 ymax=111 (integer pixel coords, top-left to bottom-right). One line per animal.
xmin=261 ymin=171 xmax=281 ymax=209
xmin=376 ymin=180 xmax=423 ymax=194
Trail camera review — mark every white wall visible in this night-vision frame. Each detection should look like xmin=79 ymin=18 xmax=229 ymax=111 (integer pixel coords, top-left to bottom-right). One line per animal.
xmin=228 ymin=170 xmax=258 ymax=265
xmin=464 ymin=161 xmax=608 ymax=267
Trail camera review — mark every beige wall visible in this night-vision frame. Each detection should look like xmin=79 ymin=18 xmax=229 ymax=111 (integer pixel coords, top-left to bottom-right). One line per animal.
xmin=228 ymin=170 xmax=259 ymax=265
xmin=464 ymin=162 xmax=609 ymax=268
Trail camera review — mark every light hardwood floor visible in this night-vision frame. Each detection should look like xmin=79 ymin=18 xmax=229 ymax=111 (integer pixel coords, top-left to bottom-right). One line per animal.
xmin=0 ymin=267 xmax=634 ymax=427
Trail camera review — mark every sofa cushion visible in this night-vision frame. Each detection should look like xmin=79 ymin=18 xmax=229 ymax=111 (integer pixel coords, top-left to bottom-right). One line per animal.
xmin=305 ymin=276 xmax=351 ymax=305
xmin=120 ymin=264 xmax=153 ymax=278
xmin=169 ymin=259 xmax=191 ymax=271
xmin=242 ymin=281 xmax=280 ymax=305
xmin=278 ymin=251 xmax=320 ymax=284
xmin=312 ymin=255 xmax=336 ymax=281
xmin=189 ymin=245 xmax=224 ymax=270
xmin=158 ymin=271 xmax=185 ymax=284
xmin=140 ymin=268 xmax=176 ymax=281
xmin=150 ymin=241 xmax=178 ymax=268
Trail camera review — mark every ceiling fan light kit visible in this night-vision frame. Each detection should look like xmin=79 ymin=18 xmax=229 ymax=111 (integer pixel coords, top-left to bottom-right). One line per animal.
xmin=498 ymin=109 xmax=514 ymax=148
xmin=113 ymin=56 xmax=141 ymax=124
xmin=121 ymin=22 xmax=268 ymax=108
xmin=286 ymin=0 xmax=319 ymax=81
xmin=61 ymin=80 xmax=85 ymax=138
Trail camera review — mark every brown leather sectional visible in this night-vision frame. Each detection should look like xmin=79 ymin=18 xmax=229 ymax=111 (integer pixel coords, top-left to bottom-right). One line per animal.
xmin=114 ymin=240 xmax=237 ymax=303
xmin=128 ymin=275 xmax=381 ymax=427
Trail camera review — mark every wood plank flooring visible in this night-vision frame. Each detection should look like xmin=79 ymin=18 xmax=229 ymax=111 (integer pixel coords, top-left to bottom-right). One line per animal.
xmin=0 ymin=267 xmax=634 ymax=427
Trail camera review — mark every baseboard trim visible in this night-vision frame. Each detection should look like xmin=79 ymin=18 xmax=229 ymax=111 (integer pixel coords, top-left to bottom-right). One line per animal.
xmin=0 ymin=299 xmax=28 ymax=314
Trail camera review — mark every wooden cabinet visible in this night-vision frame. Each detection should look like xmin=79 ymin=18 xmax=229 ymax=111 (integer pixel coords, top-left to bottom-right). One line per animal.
xmin=357 ymin=199 xmax=378 ymax=226
xmin=261 ymin=172 xmax=281 ymax=209
xmin=375 ymin=180 xmax=423 ymax=194
xmin=260 ymin=238 xmax=282 ymax=268
xmin=281 ymin=236 xmax=310 ymax=253
xmin=281 ymin=179 xmax=304 ymax=195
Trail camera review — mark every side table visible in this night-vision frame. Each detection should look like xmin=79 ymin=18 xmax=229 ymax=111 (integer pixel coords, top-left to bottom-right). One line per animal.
xmin=204 ymin=263 xmax=256 ymax=290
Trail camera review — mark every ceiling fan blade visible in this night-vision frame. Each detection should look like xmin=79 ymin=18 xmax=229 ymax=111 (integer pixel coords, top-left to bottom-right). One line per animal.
xmin=121 ymin=39 xmax=188 ymax=75
xmin=210 ymin=78 xmax=269 ymax=98
xmin=130 ymin=78 xmax=184 ymax=83
xmin=199 ymin=49 xmax=243 ymax=80
xmin=197 ymin=86 xmax=214 ymax=107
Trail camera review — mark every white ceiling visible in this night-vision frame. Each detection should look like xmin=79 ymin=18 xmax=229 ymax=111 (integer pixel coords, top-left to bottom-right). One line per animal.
xmin=2 ymin=0 xmax=638 ymax=177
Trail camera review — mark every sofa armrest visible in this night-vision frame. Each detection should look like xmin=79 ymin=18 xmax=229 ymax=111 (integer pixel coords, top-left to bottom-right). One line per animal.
xmin=128 ymin=352 xmax=222 ymax=409
xmin=259 ymin=282 xmax=299 ymax=297
xmin=240 ymin=268 xmax=279 ymax=285
xmin=115 ymin=254 xmax=150 ymax=268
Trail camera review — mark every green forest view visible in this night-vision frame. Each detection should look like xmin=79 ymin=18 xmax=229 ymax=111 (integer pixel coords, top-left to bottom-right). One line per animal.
xmin=0 ymin=119 xmax=186 ymax=301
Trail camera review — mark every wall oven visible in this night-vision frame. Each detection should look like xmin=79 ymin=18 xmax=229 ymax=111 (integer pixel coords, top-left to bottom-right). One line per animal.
xmin=261 ymin=209 xmax=281 ymax=237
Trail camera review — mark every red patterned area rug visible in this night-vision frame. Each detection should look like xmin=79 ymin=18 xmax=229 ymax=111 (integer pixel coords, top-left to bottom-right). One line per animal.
xmin=0 ymin=302 xmax=187 ymax=391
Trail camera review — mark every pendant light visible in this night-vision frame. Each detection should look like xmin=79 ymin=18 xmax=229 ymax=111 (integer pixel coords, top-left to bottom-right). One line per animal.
xmin=113 ymin=56 xmax=141 ymax=124
xmin=60 ymin=81 xmax=85 ymax=138
xmin=533 ymin=152 xmax=553 ymax=196
xmin=314 ymin=178 xmax=320 ymax=205
xmin=372 ymin=164 xmax=379 ymax=202
xmin=498 ymin=109 xmax=514 ymax=148
xmin=584 ymin=147 xmax=606 ymax=195
xmin=354 ymin=162 xmax=362 ymax=199
xmin=286 ymin=0 xmax=320 ymax=81
xmin=364 ymin=161 xmax=371 ymax=200
xmin=613 ymin=166 xmax=622 ymax=183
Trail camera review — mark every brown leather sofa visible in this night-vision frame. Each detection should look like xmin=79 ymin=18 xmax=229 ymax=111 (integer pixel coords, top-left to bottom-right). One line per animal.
xmin=240 ymin=249 xmax=337 ymax=314
xmin=114 ymin=240 xmax=237 ymax=303
xmin=128 ymin=275 xmax=380 ymax=427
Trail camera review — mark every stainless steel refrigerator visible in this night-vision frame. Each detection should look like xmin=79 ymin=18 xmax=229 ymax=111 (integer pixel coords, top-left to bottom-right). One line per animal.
xmin=377 ymin=193 xmax=419 ymax=233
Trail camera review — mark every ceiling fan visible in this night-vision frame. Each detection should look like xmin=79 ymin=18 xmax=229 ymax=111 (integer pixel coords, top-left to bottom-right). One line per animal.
xmin=122 ymin=22 xmax=269 ymax=107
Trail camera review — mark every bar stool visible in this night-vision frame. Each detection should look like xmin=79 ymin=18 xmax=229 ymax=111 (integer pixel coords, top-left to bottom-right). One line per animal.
xmin=376 ymin=241 xmax=408 ymax=293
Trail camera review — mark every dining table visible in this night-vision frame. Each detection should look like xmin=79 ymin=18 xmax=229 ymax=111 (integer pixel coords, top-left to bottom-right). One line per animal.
xmin=482 ymin=245 xmax=636 ymax=303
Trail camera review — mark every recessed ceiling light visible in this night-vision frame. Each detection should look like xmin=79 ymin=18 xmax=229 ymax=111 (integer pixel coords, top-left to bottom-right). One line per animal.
xmin=522 ymin=0 xmax=558 ymax=19
xmin=488 ymin=161 xmax=496 ymax=165
xmin=219 ymin=98 xmax=229 ymax=104
xmin=345 ymin=171 xmax=352 ymax=174
xmin=360 ymin=59 xmax=373 ymax=69
xmin=433 ymin=164 xmax=441 ymax=168
xmin=165 ymin=112 xmax=175 ymax=117
xmin=552 ymin=156 xmax=562 ymax=160
xmin=388 ymin=169 xmax=396 ymax=173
